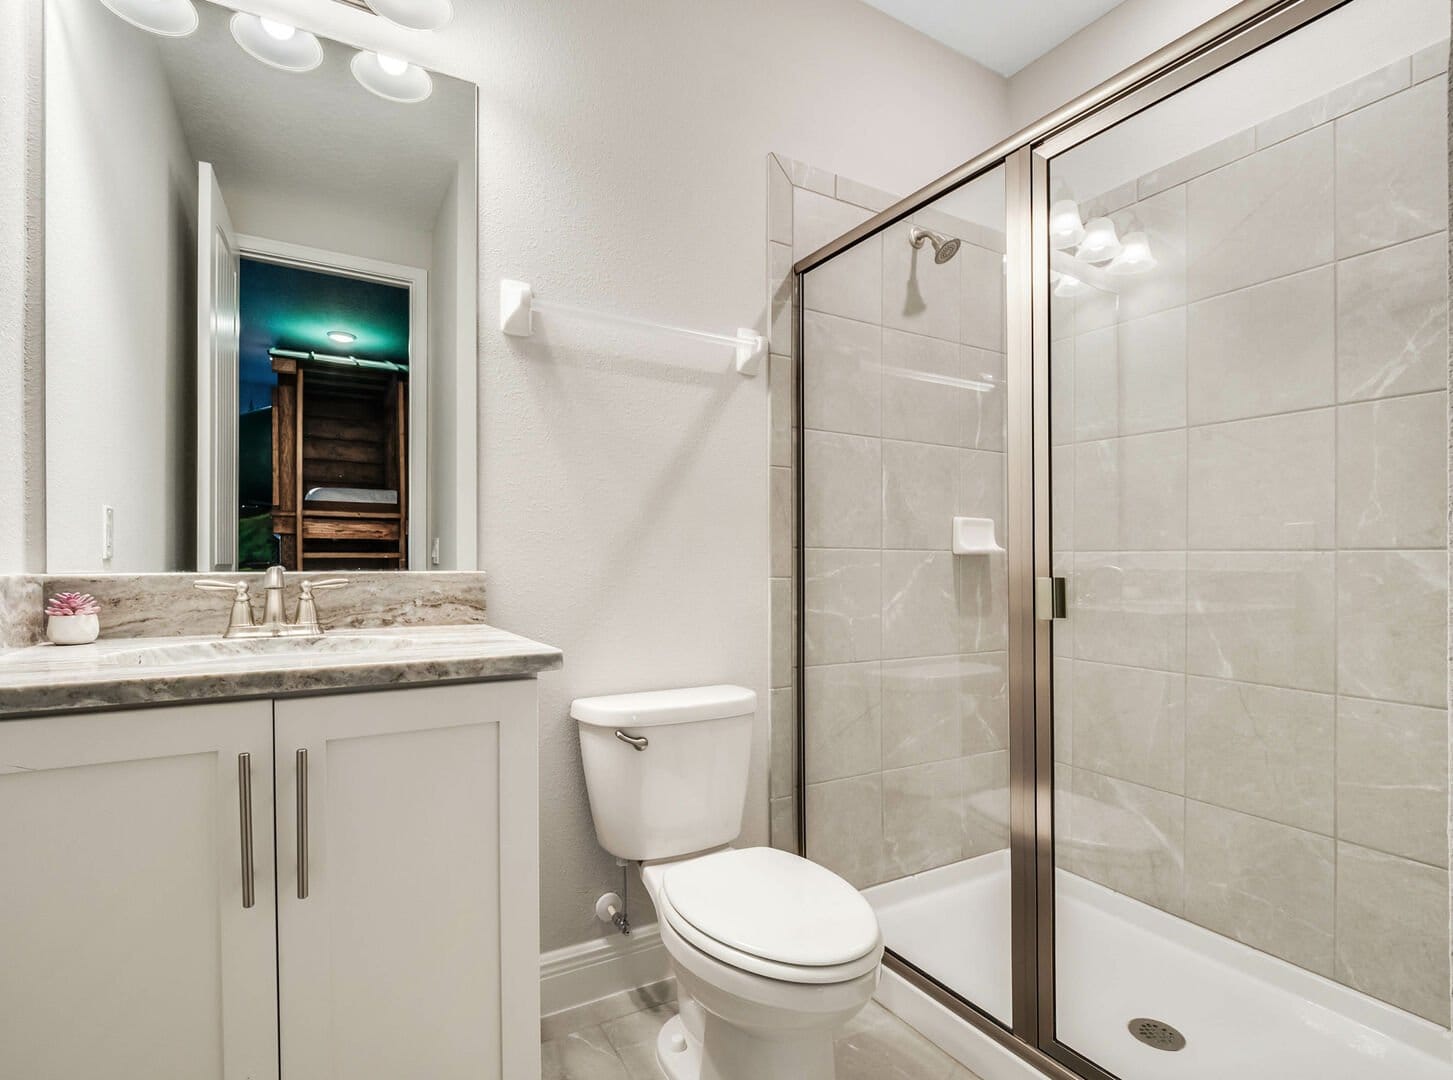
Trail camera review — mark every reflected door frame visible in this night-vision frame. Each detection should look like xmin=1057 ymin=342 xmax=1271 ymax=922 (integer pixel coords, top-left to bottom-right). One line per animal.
xmin=234 ymin=235 xmax=429 ymax=571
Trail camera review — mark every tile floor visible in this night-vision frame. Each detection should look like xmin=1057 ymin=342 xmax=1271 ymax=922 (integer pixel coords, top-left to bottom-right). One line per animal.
xmin=542 ymin=998 xmax=985 ymax=1079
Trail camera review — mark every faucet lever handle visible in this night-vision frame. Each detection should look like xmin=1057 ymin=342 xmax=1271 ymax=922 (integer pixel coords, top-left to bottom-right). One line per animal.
xmin=193 ymin=579 xmax=255 ymax=634
xmin=300 ymin=578 xmax=349 ymax=595
xmin=293 ymin=578 xmax=349 ymax=635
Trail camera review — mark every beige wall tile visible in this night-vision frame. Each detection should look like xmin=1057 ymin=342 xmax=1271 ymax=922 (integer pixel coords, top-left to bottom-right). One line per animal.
xmin=882 ymin=760 xmax=966 ymax=877
xmin=883 ymin=221 xmax=960 ymax=342
xmin=806 ymin=775 xmax=883 ymax=889
xmin=1335 ymin=76 xmax=1448 ymax=258
xmin=1072 ymin=661 xmax=1185 ymax=794
xmin=803 ymin=310 xmax=881 ymax=437
xmin=881 ymin=655 xmax=964 ymax=769
xmin=880 ymin=329 xmax=959 ymax=446
xmin=1411 ymin=39 xmax=1449 ymax=82
xmin=1255 ymin=58 xmax=1410 ymax=149
xmin=1187 ymin=552 xmax=1335 ymax=692
xmin=1072 ymin=552 xmax=1186 ymax=672
xmin=770 ymin=577 xmax=794 ymax=689
xmin=1050 ymin=335 xmax=1075 ymax=446
xmin=958 ymin=241 xmax=1004 ymax=351
xmin=1138 ymin=130 xmax=1254 ymax=199
xmin=1074 ymin=430 xmax=1188 ymax=551
xmin=1112 ymin=186 xmax=1188 ymax=323
xmin=1185 ymin=677 xmax=1334 ymax=834
xmin=1335 ymin=842 xmax=1451 ymax=1024
xmin=1114 ymin=307 xmax=1187 ymax=436
xmin=804 ymin=661 xmax=882 ymax=783
xmin=768 ymin=241 xmax=794 ymax=356
xmin=1186 ymin=267 xmax=1335 ymax=424
xmin=1336 ymin=392 xmax=1449 ymax=548
xmin=962 ymin=751 xmax=1011 ymax=858
xmin=1337 ymin=550 xmax=1446 ymax=707
xmin=804 ymin=549 xmax=880 ymax=666
xmin=1337 ymin=697 xmax=1449 ymax=867
xmin=961 ymin=651 xmax=1009 ymax=757
xmin=767 ymin=156 xmax=792 ymax=246
xmin=804 ymin=235 xmax=883 ymax=325
xmin=768 ymin=353 xmax=794 ymax=468
xmin=769 ymin=686 xmax=795 ymax=800
xmin=1187 ymin=125 xmax=1333 ymax=300
xmin=770 ymin=466 xmax=793 ymax=579
xmin=804 ymin=430 xmax=880 ymax=548
xmin=1185 ymin=801 xmax=1335 ymax=974
xmin=1187 ymin=410 xmax=1335 ymax=550
xmin=956 ymin=552 xmax=1009 ymax=654
xmin=1059 ymin=768 xmax=1185 ymax=913
xmin=882 ymin=440 xmax=957 ymax=550
xmin=770 ymin=796 xmax=797 ymax=854
xmin=882 ymin=550 xmax=956 ymax=660
xmin=1336 ymin=232 xmax=1448 ymax=403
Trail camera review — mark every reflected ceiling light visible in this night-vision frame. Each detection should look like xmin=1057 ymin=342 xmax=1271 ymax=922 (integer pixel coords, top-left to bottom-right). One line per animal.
xmin=327 ymin=330 xmax=357 ymax=344
xmin=351 ymin=50 xmax=433 ymax=103
xmin=230 ymin=12 xmax=323 ymax=72
xmin=1107 ymin=230 xmax=1157 ymax=275
xmin=98 ymin=0 xmax=198 ymax=36
xmin=1075 ymin=216 xmax=1123 ymax=263
xmin=1053 ymin=273 xmax=1087 ymax=299
xmin=1048 ymin=199 xmax=1085 ymax=250
xmin=366 ymin=0 xmax=453 ymax=31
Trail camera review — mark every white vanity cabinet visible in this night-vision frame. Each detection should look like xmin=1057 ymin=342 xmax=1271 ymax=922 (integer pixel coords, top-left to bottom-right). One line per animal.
xmin=0 ymin=679 xmax=541 ymax=1080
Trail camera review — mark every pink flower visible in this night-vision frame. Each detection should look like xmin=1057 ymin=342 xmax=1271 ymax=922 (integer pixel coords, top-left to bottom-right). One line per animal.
xmin=45 ymin=592 xmax=101 ymax=617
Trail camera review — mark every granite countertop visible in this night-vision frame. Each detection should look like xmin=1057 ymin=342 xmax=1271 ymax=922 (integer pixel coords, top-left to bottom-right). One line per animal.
xmin=0 ymin=624 xmax=563 ymax=718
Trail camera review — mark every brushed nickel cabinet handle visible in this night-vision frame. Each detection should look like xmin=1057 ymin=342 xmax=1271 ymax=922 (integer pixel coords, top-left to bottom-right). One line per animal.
xmin=237 ymin=753 xmax=255 ymax=910
xmin=614 ymin=729 xmax=649 ymax=751
xmin=296 ymin=748 xmax=309 ymax=900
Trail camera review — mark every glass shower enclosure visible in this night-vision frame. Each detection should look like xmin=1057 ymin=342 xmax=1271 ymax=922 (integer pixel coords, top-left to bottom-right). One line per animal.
xmin=794 ymin=1 xmax=1451 ymax=1077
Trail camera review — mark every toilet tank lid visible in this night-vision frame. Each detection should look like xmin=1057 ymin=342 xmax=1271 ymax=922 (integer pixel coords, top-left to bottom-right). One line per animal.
xmin=571 ymin=685 xmax=756 ymax=728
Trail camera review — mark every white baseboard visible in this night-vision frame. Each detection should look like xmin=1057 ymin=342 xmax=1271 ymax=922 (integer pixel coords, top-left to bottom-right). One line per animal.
xmin=875 ymin=966 xmax=1042 ymax=1080
xmin=540 ymin=922 xmax=672 ymax=1019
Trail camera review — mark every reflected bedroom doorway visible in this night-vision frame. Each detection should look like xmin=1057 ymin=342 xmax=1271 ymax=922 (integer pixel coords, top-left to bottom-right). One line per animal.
xmin=235 ymin=250 xmax=424 ymax=572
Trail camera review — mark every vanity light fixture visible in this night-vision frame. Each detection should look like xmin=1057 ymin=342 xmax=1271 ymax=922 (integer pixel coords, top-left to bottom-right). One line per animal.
xmin=230 ymin=12 xmax=324 ymax=72
xmin=98 ymin=0 xmax=198 ymax=36
xmin=351 ymin=49 xmax=434 ymax=103
xmin=365 ymin=0 xmax=453 ymax=31
xmin=1107 ymin=230 xmax=1157 ymax=275
xmin=1075 ymin=216 xmax=1123 ymax=263
xmin=1048 ymin=199 xmax=1086 ymax=250
xmin=326 ymin=330 xmax=357 ymax=344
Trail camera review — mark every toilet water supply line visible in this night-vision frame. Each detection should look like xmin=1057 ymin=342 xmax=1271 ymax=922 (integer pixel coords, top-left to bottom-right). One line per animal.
xmin=596 ymin=861 xmax=632 ymax=935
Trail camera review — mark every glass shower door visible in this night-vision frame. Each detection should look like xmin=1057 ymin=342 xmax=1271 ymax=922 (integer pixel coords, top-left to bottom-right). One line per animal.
xmin=799 ymin=165 xmax=1013 ymax=1026
xmin=1044 ymin=0 xmax=1451 ymax=1075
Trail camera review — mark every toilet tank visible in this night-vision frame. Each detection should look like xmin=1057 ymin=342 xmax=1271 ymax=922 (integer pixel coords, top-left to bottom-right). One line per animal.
xmin=573 ymin=685 xmax=757 ymax=862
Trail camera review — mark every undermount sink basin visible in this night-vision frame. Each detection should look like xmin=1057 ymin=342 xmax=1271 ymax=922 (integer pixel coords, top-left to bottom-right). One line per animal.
xmin=97 ymin=633 xmax=410 ymax=667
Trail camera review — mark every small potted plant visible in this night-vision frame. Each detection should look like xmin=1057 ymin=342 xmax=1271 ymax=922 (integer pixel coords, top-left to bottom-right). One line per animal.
xmin=44 ymin=592 xmax=101 ymax=645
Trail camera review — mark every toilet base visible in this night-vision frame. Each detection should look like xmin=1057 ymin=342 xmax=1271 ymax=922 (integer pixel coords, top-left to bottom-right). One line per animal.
xmin=655 ymin=1015 xmax=701 ymax=1080
xmin=653 ymin=1008 xmax=840 ymax=1080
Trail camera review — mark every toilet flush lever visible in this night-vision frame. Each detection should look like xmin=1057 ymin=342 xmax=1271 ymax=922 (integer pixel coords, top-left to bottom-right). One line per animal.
xmin=614 ymin=730 xmax=649 ymax=751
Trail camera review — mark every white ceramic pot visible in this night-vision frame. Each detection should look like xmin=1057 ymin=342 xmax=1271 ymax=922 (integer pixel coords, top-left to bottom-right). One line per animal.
xmin=46 ymin=613 xmax=100 ymax=646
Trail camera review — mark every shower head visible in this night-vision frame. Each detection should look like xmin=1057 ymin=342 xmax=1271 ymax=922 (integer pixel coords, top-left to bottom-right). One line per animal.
xmin=910 ymin=226 xmax=961 ymax=264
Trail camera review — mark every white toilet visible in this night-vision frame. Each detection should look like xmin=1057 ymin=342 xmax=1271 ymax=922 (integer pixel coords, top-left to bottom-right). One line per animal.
xmin=573 ymin=685 xmax=883 ymax=1080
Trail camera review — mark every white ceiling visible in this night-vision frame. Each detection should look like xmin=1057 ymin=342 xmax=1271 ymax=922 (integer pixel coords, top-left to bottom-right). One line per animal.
xmin=860 ymin=0 xmax=1132 ymax=76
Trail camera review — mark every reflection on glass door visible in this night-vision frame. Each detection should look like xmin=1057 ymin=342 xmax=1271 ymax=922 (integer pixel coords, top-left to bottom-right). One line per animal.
xmin=1046 ymin=0 xmax=1451 ymax=1076
xmin=800 ymin=165 xmax=1014 ymax=1025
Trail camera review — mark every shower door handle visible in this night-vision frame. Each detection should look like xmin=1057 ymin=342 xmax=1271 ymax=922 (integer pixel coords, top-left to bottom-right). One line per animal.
xmin=1036 ymin=577 xmax=1067 ymax=620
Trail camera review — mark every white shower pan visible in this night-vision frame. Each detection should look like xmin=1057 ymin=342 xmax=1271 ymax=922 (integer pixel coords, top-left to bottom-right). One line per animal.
xmin=866 ymin=850 xmax=1451 ymax=1080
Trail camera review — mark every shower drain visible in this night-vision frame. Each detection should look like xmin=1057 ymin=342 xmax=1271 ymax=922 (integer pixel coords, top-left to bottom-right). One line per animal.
xmin=1127 ymin=1018 xmax=1187 ymax=1052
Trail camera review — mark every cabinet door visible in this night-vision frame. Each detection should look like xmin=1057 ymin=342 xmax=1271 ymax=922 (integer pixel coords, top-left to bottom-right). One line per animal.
xmin=275 ymin=680 xmax=539 ymax=1080
xmin=0 ymin=701 xmax=278 ymax=1080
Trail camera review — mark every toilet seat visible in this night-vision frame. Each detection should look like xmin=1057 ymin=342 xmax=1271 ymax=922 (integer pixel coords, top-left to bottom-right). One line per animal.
xmin=655 ymin=847 xmax=882 ymax=985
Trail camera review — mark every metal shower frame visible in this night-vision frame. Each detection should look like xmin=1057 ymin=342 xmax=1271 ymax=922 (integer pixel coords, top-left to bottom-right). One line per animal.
xmin=791 ymin=1 xmax=1359 ymax=1077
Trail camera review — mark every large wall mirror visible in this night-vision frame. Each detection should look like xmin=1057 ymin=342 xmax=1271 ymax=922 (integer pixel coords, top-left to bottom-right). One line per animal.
xmin=44 ymin=0 xmax=478 ymax=573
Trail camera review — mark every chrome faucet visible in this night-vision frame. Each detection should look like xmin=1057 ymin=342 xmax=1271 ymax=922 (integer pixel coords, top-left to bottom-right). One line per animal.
xmin=194 ymin=567 xmax=349 ymax=639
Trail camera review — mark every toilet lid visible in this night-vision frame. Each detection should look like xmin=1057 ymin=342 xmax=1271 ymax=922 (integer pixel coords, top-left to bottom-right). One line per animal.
xmin=660 ymin=847 xmax=880 ymax=967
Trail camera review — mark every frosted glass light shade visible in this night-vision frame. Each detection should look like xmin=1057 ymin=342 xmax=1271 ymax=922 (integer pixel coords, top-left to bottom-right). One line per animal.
xmin=1076 ymin=216 xmax=1123 ymax=263
xmin=99 ymin=0 xmax=198 ymax=36
xmin=1107 ymin=231 xmax=1157 ymax=275
xmin=1048 ymin=199 xmax=1085 ymax=249
xmin=1053 ymin=273 xmax=1087 ymax=298
xmin=230 ymin=13 xmax=323 ymax=72
xmin=367 ymin=0 xmax=453 ymax=30
xmin=351 ymin=50 xmax=434 ymax=103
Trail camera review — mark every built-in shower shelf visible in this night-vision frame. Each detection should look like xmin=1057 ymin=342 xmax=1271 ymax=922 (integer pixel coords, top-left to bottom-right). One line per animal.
xmin=952 ymin=517 xmax=1003 ymax=555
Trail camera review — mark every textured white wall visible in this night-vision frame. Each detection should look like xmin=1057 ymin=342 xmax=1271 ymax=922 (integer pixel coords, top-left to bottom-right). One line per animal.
xmin=44 ymin=0 xmax=198 ymax=572
xmin=1007 ymin=0 xmax=1240 ymax=131
xmin=2 ymin=0 xmax=1010 ymax=953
